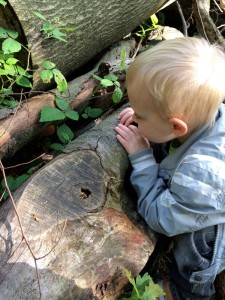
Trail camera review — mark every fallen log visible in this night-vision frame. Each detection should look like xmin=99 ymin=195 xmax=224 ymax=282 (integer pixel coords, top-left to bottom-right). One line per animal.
xmin=0 ymin=40 xmax=133 ymax=160
xmin=0 ymin=105 xmax=156 ymax=300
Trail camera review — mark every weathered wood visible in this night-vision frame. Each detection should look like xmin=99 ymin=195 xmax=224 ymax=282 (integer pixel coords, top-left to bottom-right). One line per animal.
xmin=0 ymin=0 xmax=170 ymax=90
xmin=0 ymin=106 xmax=156 ymax=299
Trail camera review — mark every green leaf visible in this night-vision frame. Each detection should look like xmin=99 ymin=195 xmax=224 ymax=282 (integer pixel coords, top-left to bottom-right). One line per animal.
xmin=81 ymin=113 xmax=88 ymax=119
xmin=16 ymin=65 xmax=32 ymax=77
xmin=50 ymin=143 xmax=64 ymax=151
xmin=13 ymin=174 xmax=30 ymax=190
xmin=65 ymin=110 xmax=79 ymax=121
xmin=2 ymin=38 xmax=21 ymax=54
xmin=142 ymin=278 xmax=165 ymax=300
xmin=150 ymin=14 xmax=158 ymax=26
xmin=59 ymin=27 xmax=76 ymax=31
xmin=57 ymin=124 xmax=74 ymax=144
xmin=55 ymin=97 xmax=69 ymax=111
xmin=124 ymin=269 xmax=139 ymax=299
xmin=0 ymin=68 xmax=8 ymax=75
xmin=40 ymin=69 xmax=53 ymax=83
xmin=6 ymin=57 xmax=18 ymax=65
xmin=4 ymin=63 xmax=16 ymax=76
xmin=92 ymin=74 xmax=103 ymax=82
xmin=41 ymin=21 xmax=53 ymax=33
xmin=52 ymin=68 xmax=68 ymax=93
xmin=104 ymin=74 xmax=118 ymax=82
xmin=39 ymin=106 xmax=65 ymax=122
xmin=5 ymin=29 xmax=18 ymax=39
xmin=112 ymin=87 xmax=123 ymax=103
xmin=1 ymin=176 xmax=15 ymax=190
xmin=87 ymin=108 xmax=103 ymax=118
xmin=0 ymin=0 xmax=7 ymax=7
xmin=0 ymin=27 xmax=7 ymax=38
xmin=33 ymin=11 xmax=47 ymax=21
xmin=101 ymin=78 xmax=114 ymax=87
xmin=42 ymin=60 xmax=55 ymax=70
xmin=48 ymin=29 xmax=67 ymax=42
xmin=16 ymin=76 xmax=32 ymax=88
xmin=2 ymin=99 xmax=18 ymax=108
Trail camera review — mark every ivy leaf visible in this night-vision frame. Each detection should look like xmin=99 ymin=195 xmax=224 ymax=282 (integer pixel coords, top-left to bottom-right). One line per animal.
xmin=55 ymin=97 xmax=69 ymax=111
xmin=39 ymin=106 xmax=65 ymax=122
xmin=2 ymin=37 xmax=21 ymax=54
xmin=16 ymin=76 xmax=32 ymax=88
xmin=124 ymin=269 xmax=139 ymax=299
xmin=112 ymin=87 xmax=123 ymax=103
xmin=65 ymin=110 xmax=79 ymax=121
xmin=52 ymin=68 xmax=68 ymax=93
xmin=40 ymin=69 xmax=53 ymax=83
xmin=42 ymin=60 xmax=55 ymax=70
xmin=57 ymin=124 xmax=74 ymax=144
xmin=13 ymin=174 xmax=30 ymax=190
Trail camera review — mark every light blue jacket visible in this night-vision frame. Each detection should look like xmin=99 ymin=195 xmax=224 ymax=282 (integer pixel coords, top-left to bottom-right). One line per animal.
xmin=129 ymin=104 xmax=225 ymax=282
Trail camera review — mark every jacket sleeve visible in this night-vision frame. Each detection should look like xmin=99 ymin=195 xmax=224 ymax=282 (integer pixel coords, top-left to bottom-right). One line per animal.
xmin=129 ymin=150 xmax=225 ymax=237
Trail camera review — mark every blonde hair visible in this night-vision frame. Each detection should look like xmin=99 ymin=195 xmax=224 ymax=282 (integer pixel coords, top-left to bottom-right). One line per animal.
xmin=127 ymin=37 xmax=225 ymax=128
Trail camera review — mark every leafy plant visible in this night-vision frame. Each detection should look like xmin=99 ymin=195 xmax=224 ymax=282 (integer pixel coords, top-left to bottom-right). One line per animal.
xmin=33 ymin=11 xmax=76 ymax=42
xmin=120 ymin=49 xmax=126 ymax=71
xmin=81 ymin=106 xmax=103 ymax=119
xmin=40 ymin=60 xmax=68 ymax=93
xmin=120 ymin=269 xmax=165 ymax=300
xmin=50 ymin=123 xmax=74 ymax=151
xmin=39 ymin=96 xmax=79 ymax=122
xmin=134 ymin=14 xmax=161 ymax=38
xmin=92 ymin=73 xmax=123 ymax=103
xmin=1 ymin=174 xmax=30 ymax=201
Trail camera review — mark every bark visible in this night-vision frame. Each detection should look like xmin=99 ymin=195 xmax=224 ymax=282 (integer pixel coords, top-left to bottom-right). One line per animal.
xmin=0 ymin=105 xmax=156 ymax=300
xmin=0 ymin=40 xmax=133 ymax=160
xmin=0 ymin=0 xmax=170 ymax=90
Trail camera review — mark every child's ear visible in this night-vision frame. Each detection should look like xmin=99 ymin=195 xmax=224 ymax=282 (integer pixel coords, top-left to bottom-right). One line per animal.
xmin=169 ymin=117 xmax=188 ymax=137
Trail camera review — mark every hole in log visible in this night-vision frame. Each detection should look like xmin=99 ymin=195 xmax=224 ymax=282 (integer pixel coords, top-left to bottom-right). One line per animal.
xmin=79 ymin=188 xmax=92 ymax=199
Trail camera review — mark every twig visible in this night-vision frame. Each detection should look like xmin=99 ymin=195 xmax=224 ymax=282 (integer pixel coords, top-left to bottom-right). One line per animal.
xmin=4 ymin=153 xmax=46 ymax=169
xmin=0 ymin=160 xmax=42 ymax=299
xmin=131 ymin=37 xmax=143 ymax=61
xmin=176 ymin=1 xmax=188 ymax=36
xmin=213 ymin=0 xmax=223 ymax=12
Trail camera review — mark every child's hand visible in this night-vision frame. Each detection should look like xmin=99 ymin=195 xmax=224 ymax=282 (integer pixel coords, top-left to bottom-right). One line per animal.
xmin=115 ymin=123 xmax=150 ymax=154
xmin=117 ymin=107 xmax=134 ymax=126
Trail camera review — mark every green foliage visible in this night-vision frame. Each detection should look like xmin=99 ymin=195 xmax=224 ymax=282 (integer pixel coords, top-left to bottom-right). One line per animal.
xmin=92 ymin=73 xmax=123 ymax=103
xmin=81 ymin=106 xmax=103 ymax=119
xmin=50 ymin=123 xmax=74 ymax=151
xmin=0 ymin=0 xmax=7 ymax=7
xmin=120 ymin=269 xmax=165 ymax=300
xmin=134 ymin=13 xmax=161 ymax=38
xmin=1 ymin=174 xmax=30 ymax=201
xmin=33 ymin=11 xmax=76 ymax=42
xmin=39 ymin=96 xmax=79 ymax=122
xmin=40 ymin=60 xmax=68 ymax=93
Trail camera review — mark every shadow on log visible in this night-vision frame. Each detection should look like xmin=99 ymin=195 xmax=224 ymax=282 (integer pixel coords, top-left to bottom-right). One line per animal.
xmin=0 ymin=106 xmax=156 ymax=299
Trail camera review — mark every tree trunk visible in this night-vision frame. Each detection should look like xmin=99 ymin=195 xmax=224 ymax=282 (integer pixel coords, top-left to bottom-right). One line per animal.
xmin=0 ymin=105 xmax=156 ymax=300
xmin=0 ymin=0 xmax=170 ymax=90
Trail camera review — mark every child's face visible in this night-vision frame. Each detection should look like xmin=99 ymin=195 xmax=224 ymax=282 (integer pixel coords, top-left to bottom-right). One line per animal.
xmin=128 ymin=85 xmax=176 ymax=143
